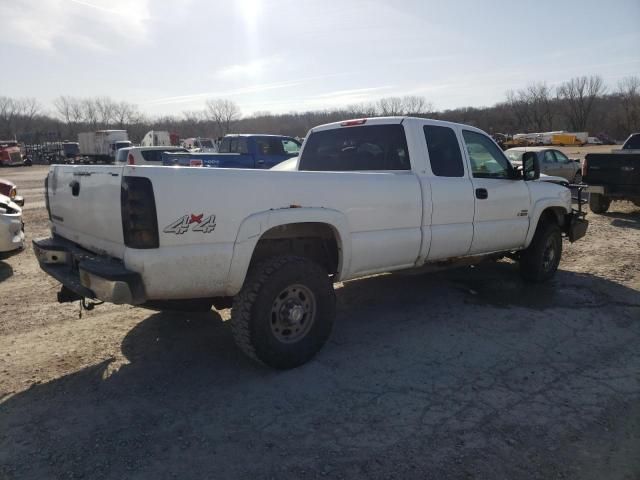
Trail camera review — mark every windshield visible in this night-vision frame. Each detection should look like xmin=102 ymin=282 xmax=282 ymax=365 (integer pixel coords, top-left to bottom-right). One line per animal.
xmin=505 ymin=150 xmax=525 ymax=163
xmin=199 ymin=139 xmax=214 ymax=148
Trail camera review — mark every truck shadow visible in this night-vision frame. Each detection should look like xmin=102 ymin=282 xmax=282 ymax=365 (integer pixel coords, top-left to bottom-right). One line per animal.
xmin=1 ymin=263 xmax=639 ymax=478
xmin=601 ymin=210 xmax=640 ymax=230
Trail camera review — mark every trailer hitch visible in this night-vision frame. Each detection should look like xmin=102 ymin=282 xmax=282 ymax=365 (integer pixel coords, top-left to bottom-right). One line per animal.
xmin=57 ymin=286 xmax=103 ymax=318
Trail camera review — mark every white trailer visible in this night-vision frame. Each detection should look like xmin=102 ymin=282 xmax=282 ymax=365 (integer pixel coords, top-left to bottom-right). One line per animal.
xmin=78 ymin=130 xmax=131 ymax=163
xmin=141 ymin=130 xmax=172 ymax=147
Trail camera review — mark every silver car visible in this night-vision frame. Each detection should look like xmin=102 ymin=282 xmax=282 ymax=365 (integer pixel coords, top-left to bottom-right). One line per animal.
xmin=505 ymin=147 xmax=582 ymax=183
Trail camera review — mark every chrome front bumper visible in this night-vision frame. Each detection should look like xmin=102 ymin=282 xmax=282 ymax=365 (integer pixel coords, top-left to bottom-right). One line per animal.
xmin=33 ymin=236 xmax=145 ymax=304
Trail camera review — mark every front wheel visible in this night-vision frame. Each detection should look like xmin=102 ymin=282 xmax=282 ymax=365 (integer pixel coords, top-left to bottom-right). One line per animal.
xmin=520 ymin=221 xmax=563 ymax=283
xmin=589 ymin=193 xmax=610 ymax=214
xmin=573 ymin=172 xmax=582 ymax=184
xmin=231 ymin=255 xmax=336 ymax=369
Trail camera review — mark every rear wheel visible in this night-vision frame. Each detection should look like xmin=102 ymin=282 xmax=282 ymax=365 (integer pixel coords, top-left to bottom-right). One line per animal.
xmin=231 ymin=255 xmax=336 ymax=369
xmin=589 ymin=193 xmax=610 ymax=214
xmin=520 ymin=220 xmax=563 ymax=283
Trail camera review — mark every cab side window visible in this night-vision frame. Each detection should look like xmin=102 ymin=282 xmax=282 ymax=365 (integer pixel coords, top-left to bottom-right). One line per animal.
xmin=423 ymin=125 xmax=464 ymax=177
xmin=544 ymin=150 xmax=557 ymax=163
xmin=462 ymin=130 xmax=512 ymax=179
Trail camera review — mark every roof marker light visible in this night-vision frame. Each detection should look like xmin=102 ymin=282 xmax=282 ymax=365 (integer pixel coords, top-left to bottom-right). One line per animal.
xmin=341 ymin=119 xmax=367 ymax=127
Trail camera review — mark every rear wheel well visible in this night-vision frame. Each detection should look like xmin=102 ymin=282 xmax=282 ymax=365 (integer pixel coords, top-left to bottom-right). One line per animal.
xmin=249 ymin=223 xmax=340 ymax=275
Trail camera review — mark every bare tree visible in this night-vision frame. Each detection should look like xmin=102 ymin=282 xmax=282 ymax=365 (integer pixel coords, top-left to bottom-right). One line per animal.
xmin=557 ymin=75 xmax=606 ymax=131
xmin=53 ymin=96 xmax=73 ymax=124
xmin=377 ymin=97 xmax=404 ymax=116
xmin=525 ymin=82 xmax=554 ymax=131
xmin=96 ymin=97 xmax=116 ymax=128
xmin=81 ymin=98 xmax=99 ymax=128
xmin=401 ymin=96 xmax=434 ymax=115
xmin=505 ymin=90 xmax=531 ymax=131
xmin=617 ymin=76 xmax=640 ymax=133
xmin=204 ymin=99 xmax=241 ymax=137
xmin=0 ymin=97 xmax=18 ymax=138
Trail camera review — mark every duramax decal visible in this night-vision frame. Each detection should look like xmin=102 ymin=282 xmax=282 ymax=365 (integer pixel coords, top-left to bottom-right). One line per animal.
xmin=164 ymin=214 xmax=216 ymax=234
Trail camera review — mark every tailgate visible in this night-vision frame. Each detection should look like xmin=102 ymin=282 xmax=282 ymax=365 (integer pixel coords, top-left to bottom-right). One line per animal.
xmin=584 ymin=153 xmax=640 ymax=186
xmin=48 ymin=165 xmax=126 ymax=258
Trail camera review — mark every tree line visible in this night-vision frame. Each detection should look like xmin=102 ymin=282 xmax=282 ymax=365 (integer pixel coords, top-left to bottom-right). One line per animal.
xmin=1 ymin=75 xmax=638 ymax=144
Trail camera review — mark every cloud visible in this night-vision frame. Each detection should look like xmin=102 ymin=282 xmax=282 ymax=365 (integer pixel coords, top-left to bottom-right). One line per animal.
xmin=143 ymin=79 xmax=305 ymax=106
xmin=0 ymin=0 xmax=151 ymax=52
xmin=214 ymin=56 xmax=283 ymax=79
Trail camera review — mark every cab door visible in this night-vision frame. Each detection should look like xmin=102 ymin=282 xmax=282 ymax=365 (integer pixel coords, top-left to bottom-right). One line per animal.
xmin=423 ymin=124 xmax=475 ymax=260
xmin=461 ymin=130 xmax=531 ymax=254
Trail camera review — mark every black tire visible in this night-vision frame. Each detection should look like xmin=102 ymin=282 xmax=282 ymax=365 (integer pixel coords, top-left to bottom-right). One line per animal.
xmin=231 ymin=255 xmax=336 ymax=369
xmin=573 ymin=172 xmax=582 ymax=184
xmin=589 ymin=193 xmax=610 ymax=214
xmin=520 ymin=221 xmax=563 ymax=283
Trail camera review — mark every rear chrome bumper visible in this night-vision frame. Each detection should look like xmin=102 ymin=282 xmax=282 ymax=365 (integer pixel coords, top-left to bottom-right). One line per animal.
xmin=33 ymin=236 xmax=145 ymax=304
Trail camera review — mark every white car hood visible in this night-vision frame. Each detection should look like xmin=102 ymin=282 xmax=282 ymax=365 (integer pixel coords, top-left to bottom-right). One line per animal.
xmin=0 ymin=193 xmax=22 ymax=213
xmin=538 ymin=173 xmax=568 ymax=184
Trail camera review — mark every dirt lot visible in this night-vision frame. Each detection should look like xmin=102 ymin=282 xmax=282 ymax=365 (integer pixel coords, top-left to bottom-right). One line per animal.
xmin=1 ymin=160 xmax=639 ymax=480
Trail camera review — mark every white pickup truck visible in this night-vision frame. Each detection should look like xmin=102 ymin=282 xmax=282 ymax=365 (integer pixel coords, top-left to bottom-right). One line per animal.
xmin=34 ymin=117 xmax=588 ymax=368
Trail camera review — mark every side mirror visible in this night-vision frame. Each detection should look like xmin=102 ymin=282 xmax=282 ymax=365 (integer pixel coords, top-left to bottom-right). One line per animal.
xmin=522 ymin=152 xmax=540 ymax=181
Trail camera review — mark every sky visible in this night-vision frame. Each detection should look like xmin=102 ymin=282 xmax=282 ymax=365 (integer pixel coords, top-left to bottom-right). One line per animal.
xmin=1 ymin=0 xmax=639 ymax=118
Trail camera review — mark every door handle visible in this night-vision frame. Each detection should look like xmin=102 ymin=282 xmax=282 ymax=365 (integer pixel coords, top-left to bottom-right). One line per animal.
xmin=475 ymin=188 xmax=488 ymax=200
xmin=69 ymin=180 xmax=80 ymax=197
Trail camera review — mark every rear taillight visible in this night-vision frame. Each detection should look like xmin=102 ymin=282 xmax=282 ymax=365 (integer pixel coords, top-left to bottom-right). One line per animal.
xmin=582 ymin=157 xmax=588 ymax=177
xmin=128 ymin=153 xmax=135 ymax=165
xmin=44 ymin=175 xmax=51 ymax=220
xmin=121 ymin=177 xmax=159 ymax=249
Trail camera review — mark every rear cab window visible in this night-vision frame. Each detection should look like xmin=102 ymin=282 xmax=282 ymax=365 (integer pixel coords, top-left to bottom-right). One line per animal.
xmin=299 ymin=124 xmax=410 ymax=171
xmin=423 ymin=125 xmax=464 ymax=177
xmin=622 ymin=133 xmax=640 ymax=150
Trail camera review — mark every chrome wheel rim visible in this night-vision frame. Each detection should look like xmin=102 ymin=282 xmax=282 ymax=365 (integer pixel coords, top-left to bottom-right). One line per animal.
xmin=542 ymin=236 xmax=557 ymax=271
xmin=270 ymin=284 xmax=316 ymax=343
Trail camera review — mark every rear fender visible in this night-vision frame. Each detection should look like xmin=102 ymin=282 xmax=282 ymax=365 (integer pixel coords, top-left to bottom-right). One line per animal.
xmin=224 ymin=207 xmax=351 ymax=296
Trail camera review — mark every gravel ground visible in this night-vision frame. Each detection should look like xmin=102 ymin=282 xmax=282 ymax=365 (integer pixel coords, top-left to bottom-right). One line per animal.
xmin=0 ymin=163 xmax=639 ymax=480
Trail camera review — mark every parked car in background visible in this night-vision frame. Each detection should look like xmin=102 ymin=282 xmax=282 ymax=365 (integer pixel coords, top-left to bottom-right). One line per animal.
xmin=505 ymin=147 xmax=582 ymax=183
xmin=115 ymin=146 xmax=189 ymax=166
xmin=164 ymin=134 xmax=301 ymax=168
xmin=0 ymin=178 xmax=24 ymax=207
xmin=0 ymin=193 xmax=24 ymax=258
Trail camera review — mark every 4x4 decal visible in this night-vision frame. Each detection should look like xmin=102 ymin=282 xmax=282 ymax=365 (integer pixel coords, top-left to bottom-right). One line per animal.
xmin=164 ymin=214 xmax=216 ymax=234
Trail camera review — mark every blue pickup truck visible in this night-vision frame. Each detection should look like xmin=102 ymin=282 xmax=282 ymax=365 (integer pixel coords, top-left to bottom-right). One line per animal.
xmin=162 ymin=134 xmax=302 ymax=168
